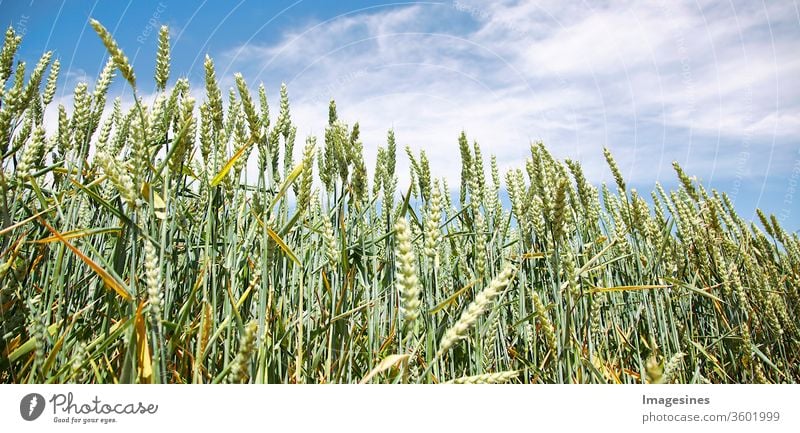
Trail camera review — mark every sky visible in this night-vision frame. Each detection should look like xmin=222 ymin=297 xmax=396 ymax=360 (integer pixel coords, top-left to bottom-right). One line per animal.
xmin=2 ymin=0 xmax=798 ymax=230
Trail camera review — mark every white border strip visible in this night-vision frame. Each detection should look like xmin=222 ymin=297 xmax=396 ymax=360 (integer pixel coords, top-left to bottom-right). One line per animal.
xmin=1 ymin=384 xmax=796 ymax=432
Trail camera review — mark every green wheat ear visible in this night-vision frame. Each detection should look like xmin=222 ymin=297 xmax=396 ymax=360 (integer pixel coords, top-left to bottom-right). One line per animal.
xmin=445 ymin=371 xmax=519 ymax=384
xmin=436 ymin=264 xmax=515 ymax=359
xmin=395 ymin=217 xmax=421 ymax=328
xmin=0 ymin=26 xmax=22 ymax=82
xmin=89 ymin=19 xmax=136 ymax=88
xmin=204 ymin=55 xmax=224 ymax=130
xmin=155 ymin=25 xmax=170 ymax=91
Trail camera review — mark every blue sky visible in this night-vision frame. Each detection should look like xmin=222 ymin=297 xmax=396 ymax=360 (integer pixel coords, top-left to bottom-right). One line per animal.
xmin=2 ymin=0 xmax=799 ymax=230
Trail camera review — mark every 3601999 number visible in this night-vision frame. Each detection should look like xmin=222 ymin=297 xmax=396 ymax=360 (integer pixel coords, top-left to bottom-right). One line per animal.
xmin=729 ymin=411 xmax=780 ymax=422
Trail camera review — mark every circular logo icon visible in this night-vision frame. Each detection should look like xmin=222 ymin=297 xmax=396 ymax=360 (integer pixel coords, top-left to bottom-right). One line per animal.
xmin=20 ymin=393 xmax=45 ymax=421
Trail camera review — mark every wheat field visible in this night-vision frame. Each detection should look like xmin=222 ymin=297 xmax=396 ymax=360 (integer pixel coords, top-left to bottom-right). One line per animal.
xmin=1 ymin=21 xmax=798 ymax=384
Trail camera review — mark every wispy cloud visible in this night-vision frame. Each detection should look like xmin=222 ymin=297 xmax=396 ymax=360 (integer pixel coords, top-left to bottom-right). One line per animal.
xmin=212 ymin=0 xmax=797 ymax=193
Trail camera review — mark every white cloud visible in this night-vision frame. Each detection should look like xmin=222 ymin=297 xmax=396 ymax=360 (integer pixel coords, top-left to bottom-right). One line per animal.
xmin=210 ymin=0 xmax=798 ymax=192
